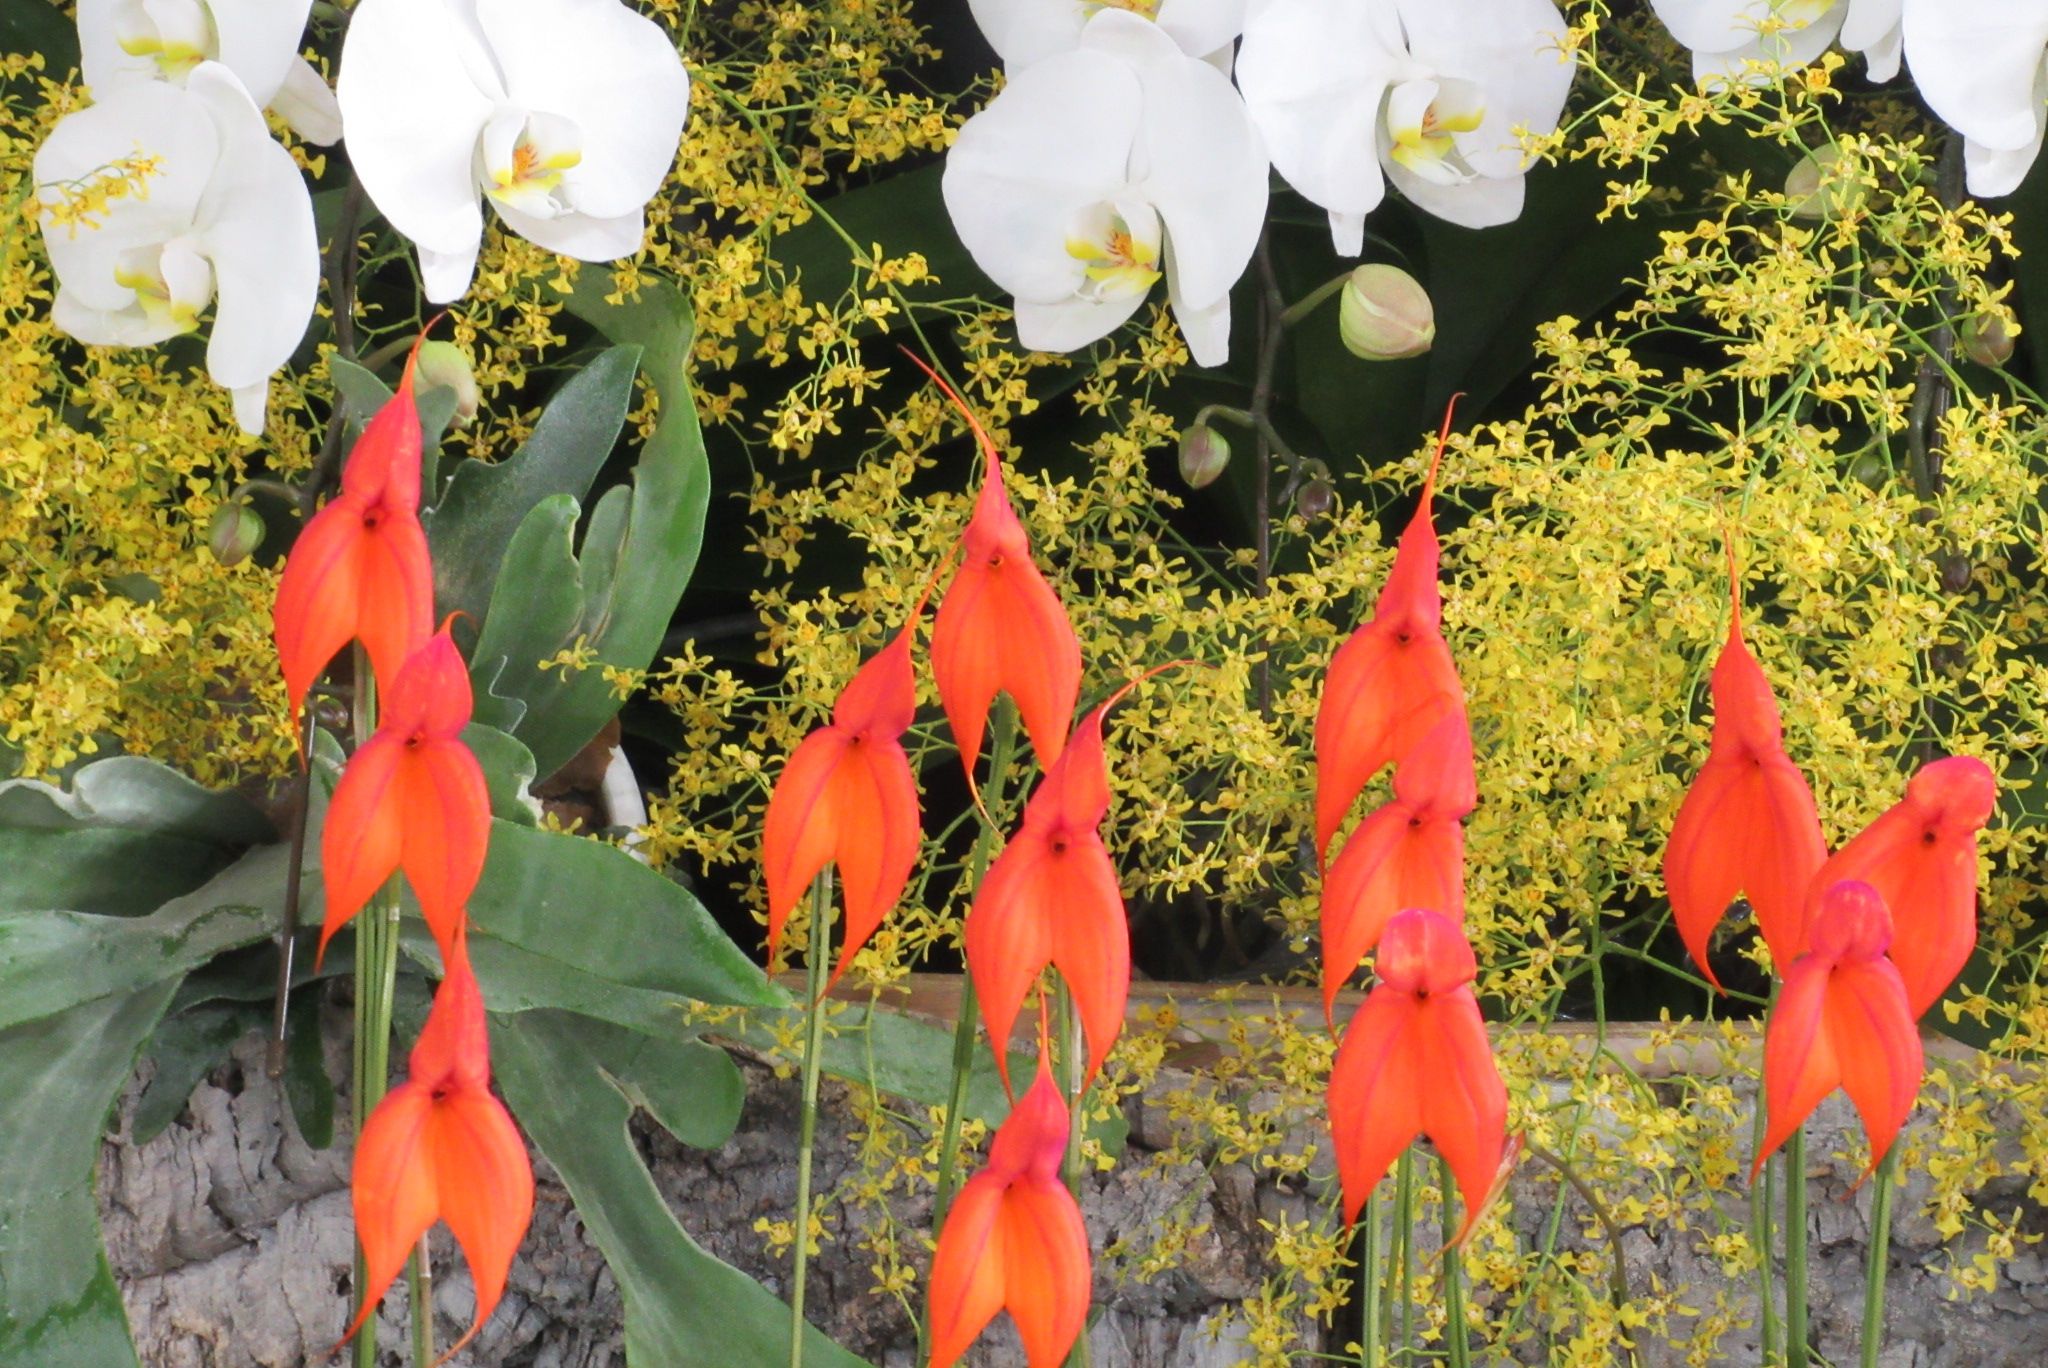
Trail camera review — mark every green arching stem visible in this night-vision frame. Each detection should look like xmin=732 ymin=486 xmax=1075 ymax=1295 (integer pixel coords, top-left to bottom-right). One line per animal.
xmin=1860 ymin=1148 xmax=1899 ymax=1368
xmin=1439 ymin=1155 xmax=1472 ymax=1368
xmin=1785 ymin=1126 xmax=1810 ymax=1368
xmin=1395 ymin=1150 xmax=1417 ymax=1363
xmin=1278 ymin=269 xmax=1355 ymax=329
xmin=1357 ymin=1190 xmax=1380 ymax=1368
xmin=788 ymin=870 xmax=834 ymax=1368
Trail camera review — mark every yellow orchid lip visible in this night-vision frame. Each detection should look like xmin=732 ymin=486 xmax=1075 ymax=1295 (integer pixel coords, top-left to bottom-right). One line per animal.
xmin=1066 ymin=216 xmax=1162 ymax=299
xmin=113 ymin=263 xmax=203 ymax=333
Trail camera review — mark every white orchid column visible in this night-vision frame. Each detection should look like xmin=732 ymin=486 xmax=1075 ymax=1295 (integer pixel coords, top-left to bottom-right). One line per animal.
xmin=943 ymin=8 xmax=1268 ymax=366
xmin=35 ymin=63 xmax=319 ymax=433
xmin=1902 ymin=0 xmax=2048 ymax=198
xmin=337 ymin=0 xmax=691 ymax=304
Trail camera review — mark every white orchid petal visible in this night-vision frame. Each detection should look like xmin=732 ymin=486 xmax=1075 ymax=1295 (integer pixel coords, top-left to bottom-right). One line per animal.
xmin=205 ymin=0 xmax=317 ymax=105
xmin=419 ymin=241 xmax=485 ymax=305
xmin=1964 ymin=97 xmax=2048 ymax=198
xmin=51 ymin=286 xmax=184 ymax=346
xmin=1385 ymin=156 xmax=1526 ymax=229
xmin=1328 ymin=210 xmax=1366 ymax=258
xmin=967 ymin=0 xmax=1092 ymax=69
xmin=1688 ymin=15 xmax=1843 ymax=87
xmin=336 ymin=0 xmax=496 ymax=265
xmin=1902 ymin=0 xmax=2048 ymax=151
xmin=272 ymin=56 xmax=342 ymax=145
xmin=1649 ymin=0 xmax=1778 ymax=54
xmin=476 ymin=0 xmax=690 ymax=221
xmin=1396 ymin=0 xmax=1573 ymax=180
xmin=1841 ymin=0 xmax=1903 ymax=72
xmin=230 ymin=381 xmax=269 ymax=433
xmin=1154 ymin=0 xmax=1250 ymax=62
xmin=1014 ymin=292 xmax=1146 ymax=354
xmin=34 ymin=81 xmax=220 ymax=313
xmin=1164 ymin=232 xmax=1232 ymax=366
xmin=1236 ymin=0 xmax=1396 ymax=251
xmin=492 ymin=200 xmax=647 ymax=262
xmin=942 ymin=47 xmax=1146 ymax=303
xmin=79 ymin=0 xmax=169 ymax=90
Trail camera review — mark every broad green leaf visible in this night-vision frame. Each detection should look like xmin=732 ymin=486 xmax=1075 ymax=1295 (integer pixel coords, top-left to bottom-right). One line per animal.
xmin=284 ymin=990 xmax=336 ymax=1149
xmin=460 ymin=723 xmax=541 ymax=827
xmin=408 ymin=819 xmax=783 ymax=1028
xmin=426 ymin=346 xmax=641 ymax=626
xmin=506 ymin=1011 xmax=742 ymax=1150
xmin=131 ymin=1002 xmax=258 ymax=1144
xmin=491 ymin=1011 xmax=872 ymax=1368
xmin=0 ymin=984 xmax=175 ymax=1368
xmin=469 ymin=279 xmax=709 ymax=778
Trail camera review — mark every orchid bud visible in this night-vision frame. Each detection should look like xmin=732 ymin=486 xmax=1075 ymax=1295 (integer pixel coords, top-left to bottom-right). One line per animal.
xmin=416 ymin=340 xmax=480 ymax=424
xmin=207 ymin=500 xmax=265 ymax=566
xmin=1178 ymin=421 xmax=1231 ymax=489
xmin=1340 ymin=264 xmax=1434 ymax=361
xmin=1961 ymin=311 xmax=2014 ymax=369
xmin=1785 ymin=146 xmax=1864 ymax=221
xmin=1294 ymin=479 xmax=1336 ymax=521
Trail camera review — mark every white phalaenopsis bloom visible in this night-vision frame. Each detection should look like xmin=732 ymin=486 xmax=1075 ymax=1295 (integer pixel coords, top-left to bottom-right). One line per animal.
xmin=35 ymin=63 xmax=318 ymax=433
xmin=1237 ymin=0 xmax=1573 ymax=251
xmin=1651 ymin=0 xmax=1902 ymax=85
xmin=942 ymin=9 xmax=1268 ymax=366
xmin=1902 ymin=1 xmax=2048 ymax=198
xmin=337 ymin=0 xmax=691 ymax=304
xmin=78 ymin=0 xmax=342 ymax=144
xmin=968 ymin=0 xmax=1249 ymax=68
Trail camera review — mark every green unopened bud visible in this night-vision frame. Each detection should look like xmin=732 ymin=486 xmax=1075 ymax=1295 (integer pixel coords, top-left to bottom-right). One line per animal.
xmin=207 ymin=501 xmax=264 ymax=566
xmin=1294 ymin=478 xmax=1336 ymax=521
xmin=1849 ymin=453 xmax=1889 ymax=491
xmin=416 ymin=339 xmax=480 ymax=424
xmin=1961 ymin=311 xmax=2014 ymax=369
xmin=1178 ymin=421 xmax=1231 ymax=489
xmin=1785 ymin=145 xmax=1865 ymax=221
xmin=1340 ymin=264 xmax=1434 ymax=361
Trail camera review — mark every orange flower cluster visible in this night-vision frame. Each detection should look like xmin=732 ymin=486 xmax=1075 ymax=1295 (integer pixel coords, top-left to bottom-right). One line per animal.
xmin=1662 ymin=534 xmax=1996 ymax=1175
xmin=1313 ymin=402 xmax=1510 ymax=1240
xmin=271 ymin=329 xmax=530 ymax=1357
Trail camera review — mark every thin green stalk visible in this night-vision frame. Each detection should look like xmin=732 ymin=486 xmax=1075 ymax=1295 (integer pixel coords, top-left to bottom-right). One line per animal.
xmin=1754 ymin=1105 xmax=1781 ymax=1365
xmin=788 ymin=871 xmax=833 ymax=1368
xmin=1860 ymin=1149 xmax=1899 ymax=1368
xmin=1439 ymin=1155 xmax=1471 ymax=1368
xmin=1278 ymin=269 xmax=1355 ymax=329
xmin=1060 ymin=987 xmax=1091 ymax=1368
xmin=409 ymin=1236 xmax=433 ymax=1365
xmin=1357 ymin=1190 xmax=1380 ymax=1368
xmin=931 ymin=703 xmax=1020 ymax=1229
xmin=1395 ymin=1150 xmax=1417 ymax=1363
xmin=1785 ymin=1127 xmax=1810 ymax=1368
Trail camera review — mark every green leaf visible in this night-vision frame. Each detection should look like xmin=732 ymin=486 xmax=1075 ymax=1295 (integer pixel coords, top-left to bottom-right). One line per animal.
xmin=426 ymin=346 xmax=641 ymax=627
xmin=285 ymin=990 xmax=336 ymax=1150
xmin=468 ymin=279 xmax=709 ymax=778
xmin=460 ymin=723 xmax=540 ymax=827
xmin=412 ymin=820 xmax=783 ymax=1031
xmin=512 ymin=1011 xmax=742 ymax=1150
xmin=491 ymin=1011 xmax=872 ymax=1368
xmin=767 ymin=164 xmax=995 ymax=332
xmin=0 ymin=0 xmax=79 ymax=82
xmin=0 ymin=984 xmax=175 ymax=1368
xmin=131 ymin=1003 xmax=257 ymax=1144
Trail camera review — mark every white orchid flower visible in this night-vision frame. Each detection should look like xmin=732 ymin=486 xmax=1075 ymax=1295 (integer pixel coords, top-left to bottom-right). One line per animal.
xmin=1902 ymin=0 xmax=2048 ymax=198
xmin=78 ymin=0 xmax=342 ymax=145
xmin=35 ymin=63 xmax=318 ymax=434
xmin=1238 ymin=0 xmax=1573 ymax=250
xmin=968 ymin=0 xmax=1249 ymax=69
xmin=337 ymin=0 xmax=690 ymax=304
xmin=1651 ymin=0 xmax=1902 ymax=85
xmin=943 ymin=8 xmax=1268 ymax=366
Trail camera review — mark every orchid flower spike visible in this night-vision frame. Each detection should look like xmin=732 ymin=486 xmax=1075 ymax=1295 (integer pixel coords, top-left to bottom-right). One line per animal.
xmin=1237 ymin=0 xmax=1575 ymax=250
xmin=34 ymin=64 xmax=318 ymax=433
xmin=1652 ymin=0 xmax=1903 ymax=86
xmin=1901 ymin=1 xmax=2048 ymax=197
xmin=337 ymin=0 xmax=691 ymax=302
xmin=942 ymin=8 xmax=1268 ymax=366
xmin=1753 ymin=880 xmax=1924 ymax=1182
xmin=968 ymin=0 xmax=1249 ymax=70
xmin=78 ymin=0 xmax=342 ymax=143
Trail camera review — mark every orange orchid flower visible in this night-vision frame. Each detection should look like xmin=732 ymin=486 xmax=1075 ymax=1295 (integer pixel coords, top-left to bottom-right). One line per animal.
xmin=965 ymin=672 xmax=1165 ymax=1096
xmin=319 ymin=623 xmax=490 ymax=965
xmin=1753 ymin=879 xmax=1924 ymax=1182
xmin=342 ymin=934 xmax=533 ymax=1360
xmin=1328 ymin=908 xmax=1507 ymax=1245
xmin=902 ymin=352 xmax=1083 ymax=776
xmin=1318 ymin=709 xmax=1474 ymax=1024
xmin=273 ymin=331 xmax=436 ymax=729
xmin=1804 ymin=755 xmax=1996 ymax=1017
xmin=761 ymin=582 xmax=933 ymax=992
xmin=1662 ymin=536 xmax=1826 ymax=988
xmin=1313 ymin=403 xmax=1467 ymax=859
xmin=925 ymin=1054 xmax=1091 ymax=1368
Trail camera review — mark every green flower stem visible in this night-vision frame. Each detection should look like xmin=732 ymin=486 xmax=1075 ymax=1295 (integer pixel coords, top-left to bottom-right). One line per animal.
xmin=1440 ymin=1155 xmax=1471 ymax=1368
xmin=1785 ymin=1126 xmax=1810 ymax=1368
xmin=1060 ymin=986 xmax=1091 ymax=1368
xmin=1279 ymin=269 xmax=1356 ymax=329
xmin=788 ymin=870 xmax=833 ymax=1368
xmin=409 ymin=1237 xmax=434 ymax=1366
xmin=1754 ymin=1105 xmax=1781 ymax=1365
xmin=1357 ymin=1190 xmax=1380 ymax=1368
xmin=1395 ymin=1149 xmax=1417 ymax=1362
xmin=931 ymin=702 xmax=1020 ymax=1230
xmin=1861 ymin=1148 xmax=1899 ymax=1368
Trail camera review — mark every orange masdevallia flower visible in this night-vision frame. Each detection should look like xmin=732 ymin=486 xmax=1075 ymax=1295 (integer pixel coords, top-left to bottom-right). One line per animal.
xmin=319 ymin=624 xmax=489 ymax=964
xmin=925 ymin=1057 xmax=1091 ymax=1368
xmin=1754 ymin=879 xmax=1924 ymax=1181
xmin=273 ymin=331 xmax=435 ymax=729
xmin=1328 ymin=908 xmax=1507 ymax=1245
xmin=761 ymin=586 xmax=929 ymax=992
xmin=341 ymin=934 xmax=533 ymax=1359
xmin=1319 ymin=708 xmax=1474 ymax=1025
xmin=1313 ymin=404 xmax=1468 ymax=859
xmin=1662 ymin=540 xmax=1826 ymax=988
xmin=1803 ymin=755 xmax=1995 ymax=1018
